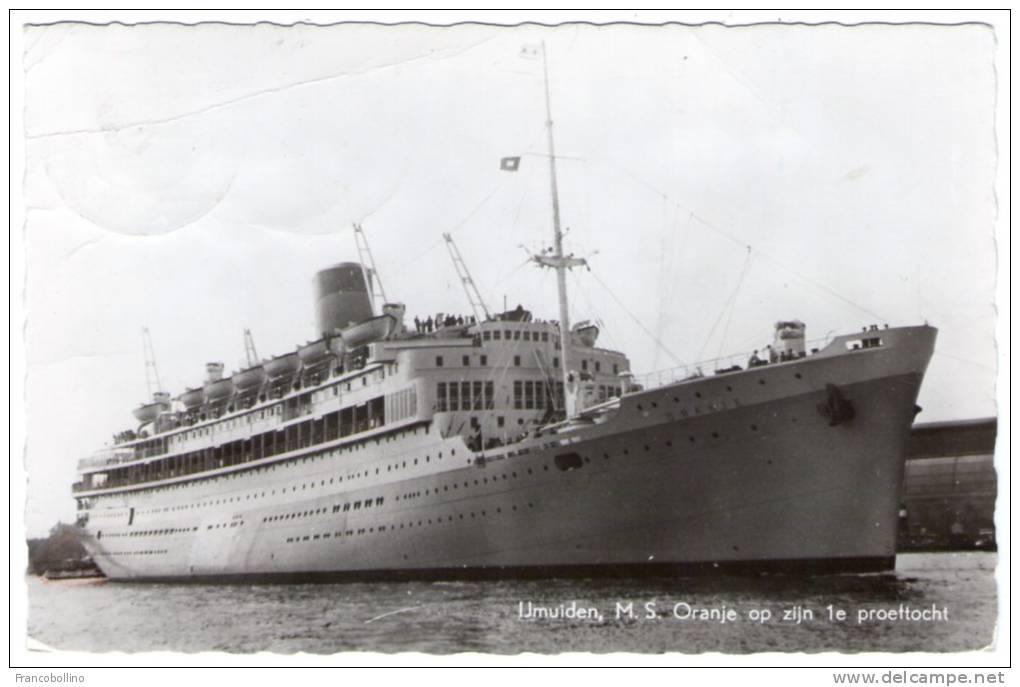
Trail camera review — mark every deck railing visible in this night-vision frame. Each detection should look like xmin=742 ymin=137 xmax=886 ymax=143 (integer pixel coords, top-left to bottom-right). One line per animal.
xmin=630 ymin=334 xmax=836 ymax=391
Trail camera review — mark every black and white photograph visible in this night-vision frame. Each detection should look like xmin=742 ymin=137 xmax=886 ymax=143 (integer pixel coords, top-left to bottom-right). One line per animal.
xmin=10 ymin=10 xmax=1008 ymax=672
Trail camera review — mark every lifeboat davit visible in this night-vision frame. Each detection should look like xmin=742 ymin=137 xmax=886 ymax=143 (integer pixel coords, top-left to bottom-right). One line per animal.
xmin=232 ymin=365 xmax=266 ymax=392
xmin=177 ymin=386 xmax=205 ymax=410
xmin=264 ymin=351 xmax=300 ymax=379
xmin=203 ymin=377 xmax=235 ymax=403
xmin=341 ymin=314 xmax=397 ymax=349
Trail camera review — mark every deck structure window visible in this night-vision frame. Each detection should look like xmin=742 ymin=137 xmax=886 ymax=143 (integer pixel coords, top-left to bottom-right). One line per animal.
xmin=436 ymin=356 xmax=444 ymax=367
xmin=514 ymin=355 xmax=521 ymax=367
xmin=524 ymin=381 xmax=535 ymax=409
xmin=463 ymin=355 xmax=470 ymax=367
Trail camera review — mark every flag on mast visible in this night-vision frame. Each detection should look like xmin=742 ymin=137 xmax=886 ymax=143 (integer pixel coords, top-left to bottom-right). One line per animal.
xmin=500 ymin=156 xmax=521 ymax=172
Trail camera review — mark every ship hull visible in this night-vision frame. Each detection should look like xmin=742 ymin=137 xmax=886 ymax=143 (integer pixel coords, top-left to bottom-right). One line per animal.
xmin=79 ymin=328 xmax=933 ymax=582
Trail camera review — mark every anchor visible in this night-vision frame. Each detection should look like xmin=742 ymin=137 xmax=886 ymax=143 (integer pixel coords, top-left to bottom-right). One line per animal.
xmin=818 ymin=383 xmax=855 ymax=426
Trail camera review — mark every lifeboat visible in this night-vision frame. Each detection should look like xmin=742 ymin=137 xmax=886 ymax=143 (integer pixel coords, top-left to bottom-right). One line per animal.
xmin=132 ymin=401 xmax=163 ymax=424
xmin=298 ymin=334 xmax=345 ymax=366
xmin=232 ymin=365 xmax=266 ymax=392
xmin=132 ymin=392 xmax=171 ymax=424
xmin=177 ymin=386 xmax=205 ymax=410
xmin=573 ymin=320 xmax=599 ymax=347
xmin=203 ymin=377 xmax=235 ymax=403
xmin=264 ymin=351 xmax=300 ymax=379
xmin=341 ymin=314 xmax=397 ymax=349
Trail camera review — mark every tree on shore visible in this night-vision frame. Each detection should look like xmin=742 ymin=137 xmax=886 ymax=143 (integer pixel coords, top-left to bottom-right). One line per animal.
xmin=26 ymin=522 xmax=89 ymax=575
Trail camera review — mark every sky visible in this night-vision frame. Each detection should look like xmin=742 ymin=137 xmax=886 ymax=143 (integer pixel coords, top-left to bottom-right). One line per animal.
xmin=17 ymin=19 xmax=1001 ymax=536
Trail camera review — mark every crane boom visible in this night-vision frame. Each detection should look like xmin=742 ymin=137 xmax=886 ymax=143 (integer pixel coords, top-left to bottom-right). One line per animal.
xmin=141 ymin=327 xmax=163 ymax=398
xmin=353 ymin=222 xmax=388 ymax=314
xmin=443 ymin=233 xmax=491 ymax=323
xmin=243 ymin=328 xmax=259 ymax=367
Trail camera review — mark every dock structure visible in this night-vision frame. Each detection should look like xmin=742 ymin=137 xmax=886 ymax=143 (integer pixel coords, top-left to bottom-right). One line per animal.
xmin=900 ymin=418 xmax=997 ymax=551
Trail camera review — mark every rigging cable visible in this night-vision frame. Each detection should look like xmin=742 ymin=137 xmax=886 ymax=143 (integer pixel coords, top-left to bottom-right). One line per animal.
xmin=586 ymin=266 xmax=686 ymax=367
xmin=588 ymin=156 xmax=887 ymax=324
xmin=695 ymin=245 xmax=754 ymax=362
xmin=715 ymin=246 xmax=755 ymax=362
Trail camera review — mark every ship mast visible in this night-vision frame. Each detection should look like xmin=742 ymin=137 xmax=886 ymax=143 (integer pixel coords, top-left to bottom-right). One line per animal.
xmin=532 ymin=41 xmax=585 ymax=417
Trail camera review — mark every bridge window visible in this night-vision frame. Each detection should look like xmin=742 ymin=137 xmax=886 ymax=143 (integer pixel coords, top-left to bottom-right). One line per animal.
xmin=436 ymin=356 xmax=444 ymax=367
xmin=514 ymin=355 xmax=521 ymax=367
xmin=463 ymin=355 xmax=470 ymax=366
xmin=437 ymin=383 xmax=447 ymax=411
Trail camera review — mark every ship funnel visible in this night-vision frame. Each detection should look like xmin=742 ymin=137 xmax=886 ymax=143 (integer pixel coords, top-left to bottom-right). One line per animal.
xmin=314 ymin=263 xmax=374 ymax=335
xmin=206 ymin=362 xmax=225 ymax=382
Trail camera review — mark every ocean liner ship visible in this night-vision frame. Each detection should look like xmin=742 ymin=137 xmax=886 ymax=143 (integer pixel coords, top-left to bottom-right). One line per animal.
xmin=71 ymin=45 xmax=937 ymax=582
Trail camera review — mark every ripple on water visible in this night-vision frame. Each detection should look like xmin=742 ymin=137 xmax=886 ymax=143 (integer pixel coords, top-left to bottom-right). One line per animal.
xmin=26 ymin=552 xmax=997 ymax=654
